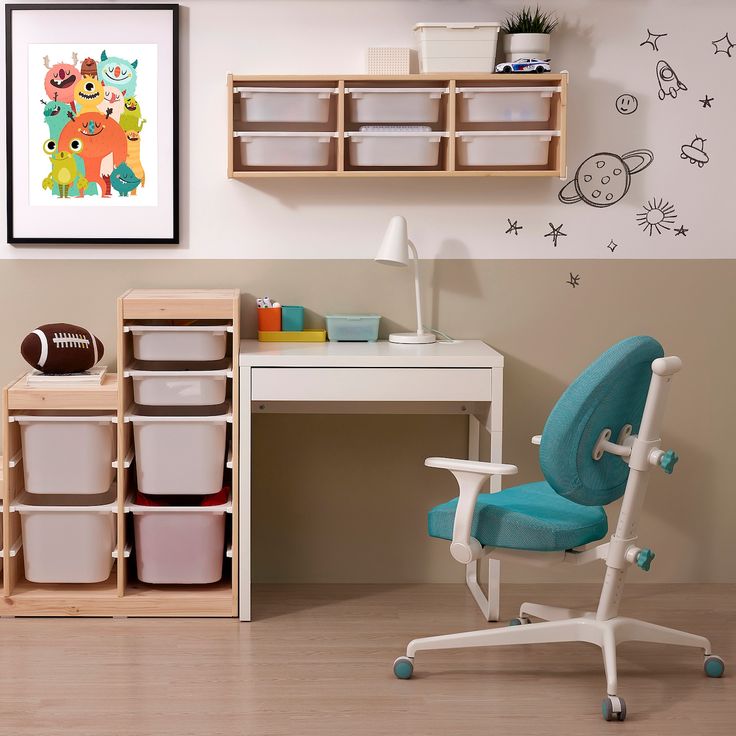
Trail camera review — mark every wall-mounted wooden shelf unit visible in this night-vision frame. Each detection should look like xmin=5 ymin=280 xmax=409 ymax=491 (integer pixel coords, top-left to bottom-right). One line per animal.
xmin=228 ymin=73 xmax=567 ymax=178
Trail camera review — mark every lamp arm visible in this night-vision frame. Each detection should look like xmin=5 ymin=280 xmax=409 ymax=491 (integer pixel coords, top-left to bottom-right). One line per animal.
xmin=407 ymin=240 xmax=426 ymax=336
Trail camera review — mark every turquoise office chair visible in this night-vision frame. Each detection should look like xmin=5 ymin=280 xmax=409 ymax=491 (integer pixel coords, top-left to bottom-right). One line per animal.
xmin=393 ymin=336 xmax=724 ymax=721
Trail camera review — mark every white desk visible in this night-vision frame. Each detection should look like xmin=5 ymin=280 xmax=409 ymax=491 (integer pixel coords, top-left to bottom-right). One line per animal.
xmin=238 ymin=339 xmax=504 ymax=621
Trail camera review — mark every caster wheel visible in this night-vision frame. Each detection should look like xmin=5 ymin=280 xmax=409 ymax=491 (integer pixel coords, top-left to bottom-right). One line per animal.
xmin=602 ymin=696 xmax=627 ymax=722
xmin=704 ymin=655 xmax=725 ymax=678
xmin=509 ymin=617 xmax=530 ymax=626
xmin=393 ymin=656 xmax=414 ymax=680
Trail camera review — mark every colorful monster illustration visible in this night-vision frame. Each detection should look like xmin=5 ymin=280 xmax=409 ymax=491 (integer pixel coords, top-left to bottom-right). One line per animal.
xmin=119 ymin=97 xmax=146 ymax=133
xmin=125 ymin=130 xmax=146 ymax=194
xmin=98 ymin=86 xmax=125 ymax=122
xmin=80 ymin=57 xmax=98 ymax=78
xmin=73 ymin=76 xmax=106 ymax=115
xmin=42 ymin=97 xmax=74 ymax=141
xmin=43 ymin=53 xmax=80 ymax=105
xmin=41 ymin=139 xmax=88 ymax=199
xmin=98 ymin=50 xmax=138 ymax=96
xmin=110 ymin=162 xmax=141 ymax=197
xmin=59 ymin=112 xmax=127 ymax=197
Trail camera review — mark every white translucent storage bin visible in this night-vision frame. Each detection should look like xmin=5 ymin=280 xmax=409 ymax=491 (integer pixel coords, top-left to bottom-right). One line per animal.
xmin=127 ymin=367 xmax=230 ymax=407
xmin=236 ymin=87 xmax=336 ymax=124
xmin=13 ymin=489 xmax=117 ymax=584
xmin=346 ymin=88 xmax=447 ymax=124
xmin=326 ymin=314 xmax=381 ymax=342
xmin=456 ymin=130 xmax=559 ymax=167
xmin=128 ymin=324 xmax=230 ymax=362
xmin=235 ymin=132 xmax=337 ymax=168
xmin=130 ymin=410 xmax=229 ymax=495
xmin=415 ymin=22 xmax=500 ymax=73
xmin=457 ymin=86 xmax=560 ymax=123
xmin=128 ymin=493 xmax=231 ymax=584
xmin=347 ymin=131 xmax=446 ymax=167
xmin=12 ymin=414 xmax=116 ymax=494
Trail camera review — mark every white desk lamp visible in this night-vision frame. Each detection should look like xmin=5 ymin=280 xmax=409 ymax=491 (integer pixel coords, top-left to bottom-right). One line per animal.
xmin=375 ymin=216 xmax=436 ymax=344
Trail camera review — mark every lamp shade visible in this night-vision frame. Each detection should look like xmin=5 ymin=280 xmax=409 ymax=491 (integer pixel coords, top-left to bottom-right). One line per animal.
xmin=375 ymin=215 xmax=409 ymax=266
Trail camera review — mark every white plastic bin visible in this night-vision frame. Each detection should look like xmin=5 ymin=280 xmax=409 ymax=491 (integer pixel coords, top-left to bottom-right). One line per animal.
xmin=457 ymin=86 xmax=560 ymax=123
xmin=130 ymin=409 xmax=229 ymax=495
xmin=235 ymin=132 xmax=337 ymax=168
xmin=13 ymin=489 xmax=117 ymax=583
xmin=128 ymin=367 xmax=230 ymax=407
xmin=236 ymin=87 xmax=336 ymax=123
xmin=128 ymin=324 xmax=230 ymax=362
xmin=13 ymin=414 xmax=116 ymax=494
xmin=415 ymin=22 xmax=500 ymax=73
xmin=346 ymin=88 xmax=447 ymax=124
xmin=347 ymin=131 xmax=446 ymax=167
xmin=456 ymin=130 xmax=559 ymax=167
xmin=128 ymin=492 xmax=230 ymax=584
xmin=326 ymin=315 xmax=381 ymax=342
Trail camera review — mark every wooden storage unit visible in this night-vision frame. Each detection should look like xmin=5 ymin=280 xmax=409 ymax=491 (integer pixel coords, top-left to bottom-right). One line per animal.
xmin=228 ymin=73 xmax=567 ymax=178
xmin=1 ymin=289 xmax=240 ymax=617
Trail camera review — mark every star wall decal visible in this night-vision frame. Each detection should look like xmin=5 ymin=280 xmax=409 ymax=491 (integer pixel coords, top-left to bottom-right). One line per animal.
xmin=699 ymin=95 xmax=714 ymax=108
xmin=566 ymin=273 xmax=581 ymax=288
xmin=674 ymin=225 xmax=689 ymax=236
xmin=606 ymin=239 xmax=619 ymax=253
xmin=640 ymin=28 xmax=668 ymax=51
xmin=545 ymin=223 xmax=567 ymax=247
xmin=712 ymin=33 xmax=735 ymax=56
xmin=505 ymin=218 xmax=523 ymax=235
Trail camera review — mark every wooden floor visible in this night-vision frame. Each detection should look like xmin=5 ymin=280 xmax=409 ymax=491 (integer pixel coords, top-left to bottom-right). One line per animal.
xmin=1 ymin=584 xmax=733 ymax=735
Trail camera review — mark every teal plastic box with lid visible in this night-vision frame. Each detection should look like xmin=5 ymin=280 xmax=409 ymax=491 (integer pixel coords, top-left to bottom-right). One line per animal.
xmin=326 ymin=314 xmax=381 ymax=342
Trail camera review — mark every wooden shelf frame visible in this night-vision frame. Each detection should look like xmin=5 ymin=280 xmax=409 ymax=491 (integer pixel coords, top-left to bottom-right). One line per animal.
xmin=227 ymin=73 xmax=568 ymax=179
xmin=1 ymin=289 xmax=240 ymax=617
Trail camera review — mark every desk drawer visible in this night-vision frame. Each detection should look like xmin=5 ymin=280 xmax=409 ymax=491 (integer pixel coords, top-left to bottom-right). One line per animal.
xmin=250 ymin=368 xmax=491 ymax=402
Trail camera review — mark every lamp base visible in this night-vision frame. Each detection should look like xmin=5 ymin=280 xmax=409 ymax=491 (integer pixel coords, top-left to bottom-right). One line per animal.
xmin=389 ymin=332 xmax=437 ymax=344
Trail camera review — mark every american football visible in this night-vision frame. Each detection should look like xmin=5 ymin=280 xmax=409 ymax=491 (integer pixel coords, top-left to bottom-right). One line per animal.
xmin=21 ymin=323 xmax=105 ymax=374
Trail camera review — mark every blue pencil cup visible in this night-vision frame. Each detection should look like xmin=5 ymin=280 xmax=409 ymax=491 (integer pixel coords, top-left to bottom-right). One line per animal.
xmin=281 ymin=305 xmax=305 ymax=332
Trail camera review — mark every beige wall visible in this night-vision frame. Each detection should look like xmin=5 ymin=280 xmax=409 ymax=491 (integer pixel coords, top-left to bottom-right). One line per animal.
xmin=1 ymin=259 xmax=734 ymax=583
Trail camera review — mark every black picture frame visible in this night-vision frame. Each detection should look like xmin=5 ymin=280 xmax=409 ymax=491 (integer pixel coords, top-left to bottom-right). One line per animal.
xmin=5 ymin=3 xmax=179 ymax=244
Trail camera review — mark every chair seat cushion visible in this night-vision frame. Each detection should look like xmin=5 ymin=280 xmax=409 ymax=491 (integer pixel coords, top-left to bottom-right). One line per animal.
xmin=428 ymin=481 xmax=608 ymax=552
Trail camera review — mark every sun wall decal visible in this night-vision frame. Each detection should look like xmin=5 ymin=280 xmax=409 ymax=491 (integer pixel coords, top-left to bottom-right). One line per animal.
xmin=636 ymin=199 xmax=677 ymax=236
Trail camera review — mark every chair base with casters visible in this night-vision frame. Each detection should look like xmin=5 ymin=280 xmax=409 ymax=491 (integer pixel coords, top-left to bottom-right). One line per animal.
xmin=392 ymin=337 xmax=725 ymax=721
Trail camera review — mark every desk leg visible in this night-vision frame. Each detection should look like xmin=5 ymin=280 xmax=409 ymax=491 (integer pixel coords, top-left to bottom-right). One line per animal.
xmin=239 ymin=367 xmax=252 ymax=622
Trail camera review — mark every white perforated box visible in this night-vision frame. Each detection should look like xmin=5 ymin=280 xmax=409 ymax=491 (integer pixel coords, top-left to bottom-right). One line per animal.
xmin=366 ymin=47 xmax=411 ymax=75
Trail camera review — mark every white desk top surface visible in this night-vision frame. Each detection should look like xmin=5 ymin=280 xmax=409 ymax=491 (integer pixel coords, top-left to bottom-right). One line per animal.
xmin=239 ymin=339 xmax=503 ymax=368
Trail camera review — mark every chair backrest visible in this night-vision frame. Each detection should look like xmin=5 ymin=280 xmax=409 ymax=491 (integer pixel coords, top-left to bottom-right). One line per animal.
xmin=539 ymin=336 xmax=664 ymax=506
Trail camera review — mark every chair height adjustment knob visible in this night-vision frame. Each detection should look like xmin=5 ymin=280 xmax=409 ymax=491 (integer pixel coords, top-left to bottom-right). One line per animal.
xmin=636 ymin=548 xmax=655 ymax=571
xmin=660 ymin=449 xmax=679 ymax=474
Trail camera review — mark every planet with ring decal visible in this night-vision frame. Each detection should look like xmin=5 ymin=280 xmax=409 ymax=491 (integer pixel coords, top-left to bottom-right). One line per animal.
xmin=559 ymin=149 xmax=654 ymax=208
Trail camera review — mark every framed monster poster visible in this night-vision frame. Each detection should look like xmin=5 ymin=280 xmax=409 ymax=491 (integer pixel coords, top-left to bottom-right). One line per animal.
xmin=5 ymin=4 xmax=179 ymax=244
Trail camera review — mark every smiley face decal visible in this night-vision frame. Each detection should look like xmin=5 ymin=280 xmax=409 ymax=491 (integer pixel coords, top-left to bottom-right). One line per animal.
xmin=559 ymin=149 xmax=654 ymax=208
xmin=615 ymin=94 xmax=639 ymax=115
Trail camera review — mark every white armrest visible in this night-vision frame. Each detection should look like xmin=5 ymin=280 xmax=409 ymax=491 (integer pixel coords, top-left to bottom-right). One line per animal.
xmin=531 ymin=435 xmax=542 ymax=446
xmin=425 ymin=457 xmax=518 ymax=476
xmin=425 ymin=457 xmax=518 ymax=565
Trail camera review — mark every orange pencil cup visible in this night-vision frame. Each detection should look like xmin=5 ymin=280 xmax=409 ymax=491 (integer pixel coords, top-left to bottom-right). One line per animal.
xmin=258 ymin=307 xmax=281 ymax=332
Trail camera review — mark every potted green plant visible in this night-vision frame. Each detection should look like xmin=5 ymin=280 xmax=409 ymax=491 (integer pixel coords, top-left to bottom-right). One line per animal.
xmin=501 ymin=5 xmax=558 ymax=63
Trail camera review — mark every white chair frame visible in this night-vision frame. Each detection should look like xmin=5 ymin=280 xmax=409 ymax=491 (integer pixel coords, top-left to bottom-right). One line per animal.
xmin=398 ymin=356 xmax=722 ymax=718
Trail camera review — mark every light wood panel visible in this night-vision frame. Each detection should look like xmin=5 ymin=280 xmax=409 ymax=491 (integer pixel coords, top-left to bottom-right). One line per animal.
xmin=5 ymin=374 xmax=118 ymax=410
xmin=0 ymin=584 xmax=732 ymax=734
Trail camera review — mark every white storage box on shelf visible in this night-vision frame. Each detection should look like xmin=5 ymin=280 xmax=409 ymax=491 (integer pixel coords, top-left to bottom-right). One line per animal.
xmin=12 ymin=489 xmax=117 ymax=583
xmin=414 ymin=22 xmax=500 ymax=73
xmin=235 ymin=87 xmax=337 ymax=123
xmin=235 ymin=132 xmax=337 ymax=167
xmin=456 ymin=130 xmax=559 ymax=167
xmin=128 ymin=492 xmax=231 ymax=584
xmin=347 ymin=130 xmax=446 ymax=167
xmin=127 ymin=366 xmax=231 ymax=407
xmin=346 ymin=88 xmax=447 ymax=124
xmin=457 ymin=86 xmax=561 ymax=123
xmin=129 ymin=408 xmax=230 ymax=495
xmin=128 ymin=324 xmax=231 ymax=362
xmin=11 ymin=413 xmax=116 ymax=494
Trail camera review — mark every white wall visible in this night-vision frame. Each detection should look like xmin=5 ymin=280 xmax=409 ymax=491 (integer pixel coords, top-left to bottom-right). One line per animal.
xmin=2 ymin=0 xmax=735 ymax=259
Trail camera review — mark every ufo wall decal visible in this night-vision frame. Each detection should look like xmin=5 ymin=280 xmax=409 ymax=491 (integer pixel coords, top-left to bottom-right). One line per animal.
xmin=680 ymin=136 xmax=709 ymax=168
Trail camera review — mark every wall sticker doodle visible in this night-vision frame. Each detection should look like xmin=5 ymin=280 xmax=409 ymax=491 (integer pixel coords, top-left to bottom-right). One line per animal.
xmin=674 ymin=225 xmax=689 ymax=236
xmin=640 ymin=29 xmax=668 ymax=51
xmin=566 ymin=273 xmax=581 ymax=288
xmin=680 ymin=136 xmax=709 ymax=168
xmin=545 ymin=223 xmax=567 ymax=247
xmin=636 ymin=199 xmax=678 ymax=236
xmin=656 ymin=60 xmax=687 ymax=100
xmin=559 ymin=150 xmax=654 ymax=208
xmin=505 ymin=219 xmax=523 ymax=235
xmin=699 ymin=94 xmax=714 ymax=108
xmin=606 ymin=239 xmax=619 ymax=253
xmin=712 ymin=33 xmax=735 ymax=56
xmin=615 ymin=94 xmax=638 ymax=115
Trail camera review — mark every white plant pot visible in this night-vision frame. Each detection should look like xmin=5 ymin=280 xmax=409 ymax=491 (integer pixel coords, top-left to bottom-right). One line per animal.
xmin=502 ymin=33 xmax=551 ymax=62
